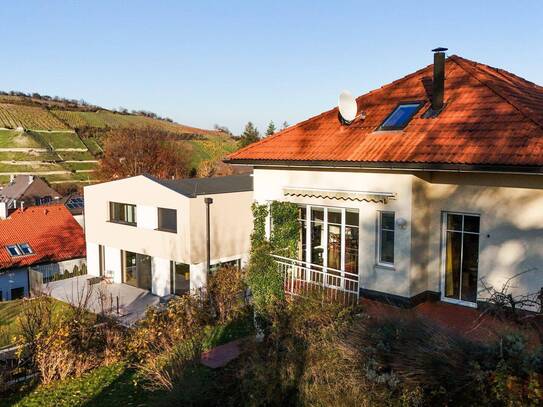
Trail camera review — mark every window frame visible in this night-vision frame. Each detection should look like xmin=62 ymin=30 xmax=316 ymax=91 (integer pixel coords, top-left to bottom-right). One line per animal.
xmin=377 ymin=211 xmax=395 ymax=267
xmin=109 ymin=202 xmax=137 ymax=226
xmin=6 ymin=243 xmax=33 ymax=257
xmin=377 ymin=101 xmax=424 ymax=131
xmin=6 ymin=245 xmax=22 ymax=257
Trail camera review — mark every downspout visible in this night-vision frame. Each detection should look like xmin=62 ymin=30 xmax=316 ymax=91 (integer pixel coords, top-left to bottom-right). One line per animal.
xmin=204 ymin=197 xmax=213 ymax=274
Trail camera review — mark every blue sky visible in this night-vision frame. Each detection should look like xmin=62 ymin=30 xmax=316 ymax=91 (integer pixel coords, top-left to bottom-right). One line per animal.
xmin=0 ymin=1 xmax=541 ymax=135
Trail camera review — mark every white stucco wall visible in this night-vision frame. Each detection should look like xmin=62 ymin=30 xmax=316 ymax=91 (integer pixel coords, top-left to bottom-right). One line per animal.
xmin=152 ymin=257 xmax=171 ymax=297
xmin=86 ymin=242 xmax=100 ymax=277
xmin=104 ymin=246 xmax=122 ymax=283
xmin=253 ymin=167 xmax=414 ymax=298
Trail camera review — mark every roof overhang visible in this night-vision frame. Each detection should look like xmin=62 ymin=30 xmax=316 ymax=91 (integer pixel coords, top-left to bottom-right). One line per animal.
xmin=283 ymin=186 xmax=396 ymax=203
xmin=224 ymin=159 xmax=543 ymax=175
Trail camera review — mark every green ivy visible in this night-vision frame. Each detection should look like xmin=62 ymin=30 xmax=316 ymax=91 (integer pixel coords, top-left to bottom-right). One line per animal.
xmin=246 ymin=201 xmax=300 ymax=314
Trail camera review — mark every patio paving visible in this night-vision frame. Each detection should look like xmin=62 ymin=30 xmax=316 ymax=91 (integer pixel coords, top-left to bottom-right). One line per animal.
xmin=45 ymin=275 xmax=160 ymax=325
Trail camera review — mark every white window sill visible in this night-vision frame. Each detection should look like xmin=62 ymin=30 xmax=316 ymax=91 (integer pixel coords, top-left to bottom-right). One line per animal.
xmin=374 ymin=263 xmax=396 ymax=272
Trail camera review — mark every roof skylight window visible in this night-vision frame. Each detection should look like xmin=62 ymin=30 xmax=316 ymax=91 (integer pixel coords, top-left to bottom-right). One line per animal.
xmin=378 ymin=102 xmax=423 ymax=131
xmin=6 ymin=243 xmax=33 ymax=257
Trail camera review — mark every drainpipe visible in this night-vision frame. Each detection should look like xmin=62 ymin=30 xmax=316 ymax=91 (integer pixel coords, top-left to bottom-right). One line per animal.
xmin=204 ymin=197 xmax=213 ymax=274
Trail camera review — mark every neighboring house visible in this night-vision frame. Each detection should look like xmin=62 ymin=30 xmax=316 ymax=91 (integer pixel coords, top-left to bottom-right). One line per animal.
xmin=61 ymin=194 xmax=85 ymax=228
xmin=0 ymin=175 xmax=61 ymax=213
xmin=226 ymin=50 xmax=543 ymax=310
xmin=84 ymin=174 xmax=253 ymax=297
xmin=0 ymin=205 xmax=86 ymax=300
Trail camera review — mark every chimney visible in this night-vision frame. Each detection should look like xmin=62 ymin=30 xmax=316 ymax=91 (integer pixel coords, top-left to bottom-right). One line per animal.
xmin=431 ymin=47 xmax=447 ymax=111
xmin=9 ymin=174 xmax=15 ymax=183
xmin=28 ymin=175 xmax=34 ymax=185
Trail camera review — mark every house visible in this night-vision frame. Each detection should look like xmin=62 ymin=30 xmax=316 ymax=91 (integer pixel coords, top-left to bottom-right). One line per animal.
xmin=0 ymin=175 xmax=61 ymax=215
xmin=0 ymin=204 xmax=86 ymax=300
xmin=226 ymin=49 xmax=543 ymax=310
xmin=84 ymin=174 xmax=253 ymax=297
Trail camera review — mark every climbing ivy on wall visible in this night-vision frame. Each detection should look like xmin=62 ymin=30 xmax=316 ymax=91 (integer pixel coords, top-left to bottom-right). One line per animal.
xmin=246 ymin=201 xmax=300 ymax=314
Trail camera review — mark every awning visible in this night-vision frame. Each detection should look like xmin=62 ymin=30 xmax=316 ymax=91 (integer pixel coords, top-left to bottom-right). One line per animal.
xmin=283 ymin=187 xmax=396 ymax=203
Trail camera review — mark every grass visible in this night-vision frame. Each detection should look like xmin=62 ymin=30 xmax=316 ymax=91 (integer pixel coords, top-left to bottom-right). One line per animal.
xmin=80 ymin=138 xmax=103 ymax=155
xmin=31 ymin=131 xmax=87 ymax=150
xmin=0 ymin=298 xmax=73 ymax=349
xmin=0 ymin=162 xmax=65 ymax=173
xmin=5 ymin=362 xmax=152 ymax=407
xmin=55 ymin=150 xmax=95 ymax=161
xmin=0 ymin=151 xmax=60 ymax=162
xmin=0 ymin=129 xmax=42 ymax=149
xmin=60 ymin=162 xmax=97 ymax=171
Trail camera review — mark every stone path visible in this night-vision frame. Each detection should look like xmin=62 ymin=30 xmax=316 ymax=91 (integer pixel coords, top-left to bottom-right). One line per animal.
xmin=200 ymin=339 xmax=244 ymax=369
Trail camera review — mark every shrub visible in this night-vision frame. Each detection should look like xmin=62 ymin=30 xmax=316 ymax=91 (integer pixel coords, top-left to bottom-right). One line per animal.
xmin=207 ymin=265 xmax=247 ymax=324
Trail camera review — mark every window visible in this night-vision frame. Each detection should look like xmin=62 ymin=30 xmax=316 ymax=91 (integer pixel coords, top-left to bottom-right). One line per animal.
xmin=18 ymin=243 xmax=33 ymax=255
xmin=158 ymin=208 xmax=177 ymax=233
xmin=6 ymin=243 xmax=33 ymax=257
xmin=109 ymin=202 xmax=136 ymax=225
xmin=296 ymin=206 xmax=359 ymax=277
xmin=171 ymin=262 xmax=190 ymax=295
xmin=6 ymin=245 xmax=21 ymax=256
xmin=443 ymin=213 xmax=480 ymax=303
xmin=378 ymin=102 xmax=423 ymax=131
xmin=378 ymin=212 xmax=395 ymax=265
xmin=10 ymin=287 xmax=24 ymax=300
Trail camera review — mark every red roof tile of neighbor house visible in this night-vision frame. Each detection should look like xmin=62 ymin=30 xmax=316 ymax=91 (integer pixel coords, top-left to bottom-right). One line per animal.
xmin=0 ymin=204 xmax=85 ymax=270
xmin=226 ymin=55 xmax=543 ymax=170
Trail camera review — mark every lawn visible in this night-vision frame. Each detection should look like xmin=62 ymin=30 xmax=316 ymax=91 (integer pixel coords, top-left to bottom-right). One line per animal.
xmin=0 ymin=162 xmax=65 ymax=173
xmin=31 ymin=131 xmax=87 ymax=150
xmin=0 ymin=130 xmax=42 ymax=149
xmin=0 ymin=151 xmax=60 ymax=162
xmin=0 ymin=298 xmax=74 ymax=349
xmin=55 ymin=150 xmax=95 ymax=161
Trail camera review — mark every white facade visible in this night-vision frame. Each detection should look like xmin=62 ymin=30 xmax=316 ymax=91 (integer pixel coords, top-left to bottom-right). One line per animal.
xmin=84 ymin=175 xmax=253 ymax=298
xmin=253 ymin=166 xmax=543 ymax=309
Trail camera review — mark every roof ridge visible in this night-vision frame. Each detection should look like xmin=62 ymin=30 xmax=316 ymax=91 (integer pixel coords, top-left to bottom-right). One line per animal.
xmin=227 ymin=62 xmax=436 ymax=160
xmin=450 ymin=55 xmax=543 ymax=130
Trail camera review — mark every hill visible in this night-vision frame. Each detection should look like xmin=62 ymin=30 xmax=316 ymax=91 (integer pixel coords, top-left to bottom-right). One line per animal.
xmin=0 ymin=93 xmax=238 ymax=185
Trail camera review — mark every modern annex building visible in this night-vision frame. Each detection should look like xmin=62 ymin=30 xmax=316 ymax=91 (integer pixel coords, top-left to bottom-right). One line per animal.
xmin=84 ymin=174 xmax=253 ymax=297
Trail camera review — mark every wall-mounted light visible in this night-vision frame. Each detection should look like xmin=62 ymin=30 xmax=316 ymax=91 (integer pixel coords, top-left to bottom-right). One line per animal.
xmin=396 ymin=217 xmax=408 ymax=230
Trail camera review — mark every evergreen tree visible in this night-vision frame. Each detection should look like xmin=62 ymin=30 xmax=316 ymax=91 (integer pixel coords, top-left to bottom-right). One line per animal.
xmin=240 ymin=121 xmax=260 ymax=147
xmin=281 ymin=121 xmax=289 ymax=130
xmin=265 ymin=121 xmax=276 ymax=137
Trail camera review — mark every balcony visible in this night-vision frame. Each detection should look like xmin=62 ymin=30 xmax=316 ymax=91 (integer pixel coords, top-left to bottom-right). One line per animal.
xmin=272 ymin=255 xmax=359 ymax=304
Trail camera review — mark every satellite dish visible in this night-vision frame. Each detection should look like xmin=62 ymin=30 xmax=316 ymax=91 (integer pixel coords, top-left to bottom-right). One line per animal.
xmin=338 ymin=90 xmax=357 ymax=124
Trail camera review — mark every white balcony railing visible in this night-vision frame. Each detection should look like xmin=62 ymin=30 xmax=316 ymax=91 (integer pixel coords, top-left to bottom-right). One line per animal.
xmin=272 ymin=255 xmax=359 ymax=304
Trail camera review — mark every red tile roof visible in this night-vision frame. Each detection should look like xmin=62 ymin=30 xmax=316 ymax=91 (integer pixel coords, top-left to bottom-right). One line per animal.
xmin=227 ymin=55 xmax=543 ymax=170
xmin=0 ymin=204 xmax=85 ymax=270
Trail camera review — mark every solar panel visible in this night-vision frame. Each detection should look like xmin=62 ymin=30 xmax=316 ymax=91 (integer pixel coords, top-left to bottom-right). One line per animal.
xmin=66 ymin=197 xmax=84 ymax=209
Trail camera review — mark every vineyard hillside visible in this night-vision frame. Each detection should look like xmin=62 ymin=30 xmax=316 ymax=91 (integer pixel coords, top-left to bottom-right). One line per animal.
xmin=0 ymin=93 xmax=239 ymax=186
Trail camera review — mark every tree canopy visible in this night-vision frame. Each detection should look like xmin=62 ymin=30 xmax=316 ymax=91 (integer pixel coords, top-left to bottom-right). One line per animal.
xmin=98 ymin=127 xmax=190 ymax=180
xmin=239 ymin=121 xmax=260 ymax=147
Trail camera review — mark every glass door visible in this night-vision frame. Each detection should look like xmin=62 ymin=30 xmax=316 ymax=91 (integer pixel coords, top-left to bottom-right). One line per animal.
xmin=442 ymin=213 xmax=480 ymax=305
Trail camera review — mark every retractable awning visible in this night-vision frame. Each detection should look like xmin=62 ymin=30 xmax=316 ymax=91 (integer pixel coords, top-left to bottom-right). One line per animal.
xmin=283 ymin=187 xmax=396 ymax=203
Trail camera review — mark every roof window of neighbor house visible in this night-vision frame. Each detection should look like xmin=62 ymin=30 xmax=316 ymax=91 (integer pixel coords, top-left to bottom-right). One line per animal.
xmin=6 ymin=243 xmax=33 ymax=257
xmin=378 ymin=102 xmax=423 ymax=131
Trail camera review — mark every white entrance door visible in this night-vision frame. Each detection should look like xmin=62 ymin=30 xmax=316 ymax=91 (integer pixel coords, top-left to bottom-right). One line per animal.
xmin=441 ymin=212 xmax=480 ymax=307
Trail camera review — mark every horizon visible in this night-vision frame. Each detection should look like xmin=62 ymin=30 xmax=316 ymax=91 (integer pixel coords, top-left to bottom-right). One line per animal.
xmin=0 ymin=1 xmax=542 ymax=135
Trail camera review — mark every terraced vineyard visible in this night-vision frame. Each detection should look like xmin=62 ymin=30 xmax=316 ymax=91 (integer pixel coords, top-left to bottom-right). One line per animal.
xmin=0 ymin=104 xmax=69 ymax=130
xmin=0 ymin=93 xmax=239 ymax=186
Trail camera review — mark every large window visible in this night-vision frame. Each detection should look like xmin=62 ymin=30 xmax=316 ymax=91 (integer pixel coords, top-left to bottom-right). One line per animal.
xmin=109 ymin=202 xmax=136 ymax=225
xmin=158 ymin=208 xmax=177 ymax=233
xmin=296 ymin=206 xmax=359 ymax=277
xmin=443 ymin=213 xmax=480 ymax=304
xmin=171 ymin=262 xmax=190 ymax=295
xmin=378 ymin=211 xmax=395 ymax=265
